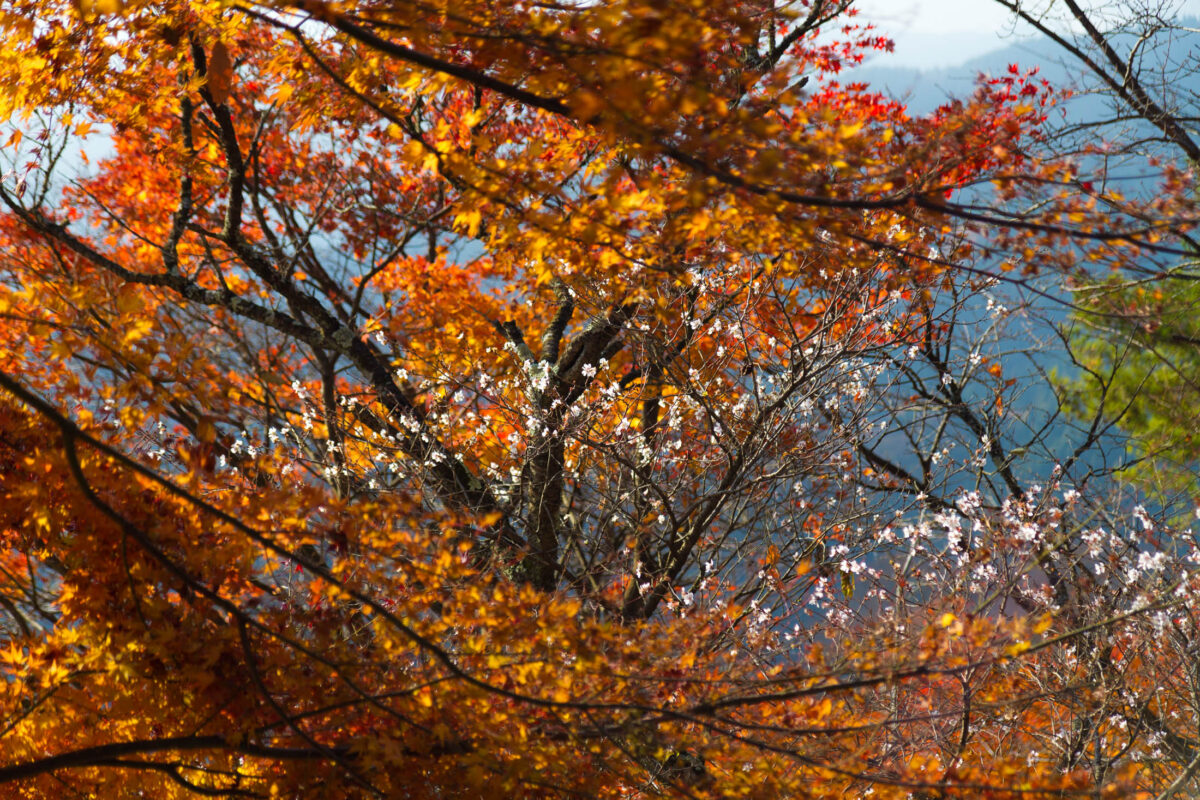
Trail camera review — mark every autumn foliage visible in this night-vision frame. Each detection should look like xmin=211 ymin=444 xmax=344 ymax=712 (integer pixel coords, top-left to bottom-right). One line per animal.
xmin=0 ymin=0 xmax=1198 ymax=797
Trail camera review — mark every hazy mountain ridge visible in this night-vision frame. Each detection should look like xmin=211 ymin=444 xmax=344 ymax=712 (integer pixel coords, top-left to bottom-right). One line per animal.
xmin=841 ymin=22 xmax=1200 ymax=485
xmin=851 ymin=18 xmax=1200 ymax=117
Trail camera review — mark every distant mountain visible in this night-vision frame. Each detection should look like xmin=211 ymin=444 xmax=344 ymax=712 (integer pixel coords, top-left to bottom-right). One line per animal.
xmin=850 ymin=36 xmax=1069 ymax=112
xmin=842 ymin=24 xmax=1200 ymax=485
xmin=849 ymin=20 xmax=1200 ymax=120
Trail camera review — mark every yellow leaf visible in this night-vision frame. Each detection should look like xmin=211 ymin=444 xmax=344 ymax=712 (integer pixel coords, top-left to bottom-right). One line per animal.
xmin=115 ymin=284 xmax=144 ymax=315
xmin=837 ymin=122 xmax=863 ymax=140
xmin=454 ymin=209 xmax=483 ymax=238
xmin=1006 ymin=640 xmax=1031 ymax=657
xmin=122 ymin=318 xmax=154 ymax=345
xmin=270 ymin=82 xmax=295 ymax=104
